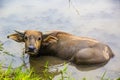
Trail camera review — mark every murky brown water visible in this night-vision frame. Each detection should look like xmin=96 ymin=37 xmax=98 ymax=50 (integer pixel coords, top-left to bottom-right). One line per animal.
xmin=0 ymin=0 xmax=120 ymax=80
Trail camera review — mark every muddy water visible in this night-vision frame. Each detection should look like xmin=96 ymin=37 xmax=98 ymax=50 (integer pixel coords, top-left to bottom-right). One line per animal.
xmin=0 ymin=0 xmax=120 ymax=80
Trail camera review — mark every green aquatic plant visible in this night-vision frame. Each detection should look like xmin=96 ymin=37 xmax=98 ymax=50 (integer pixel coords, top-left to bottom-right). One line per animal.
xmin=117 ymin=78 xmax=120 ymax=80
xmin=0 ymin=43 xmax=4 ymax=51
xmin=101 ymin=71 xmax=107 ymax=80
xmin=42 ymin=61 xmax=54 ymax=80
xmin=57 ymin=63 xmax=75 ymax=80
xmin=0 ymin=61 xmax=119 ymax=80
xmin=0 ymin=65 xmax=41 ymax=80
xmin=82 ymin=77 xmax=87 ymax=80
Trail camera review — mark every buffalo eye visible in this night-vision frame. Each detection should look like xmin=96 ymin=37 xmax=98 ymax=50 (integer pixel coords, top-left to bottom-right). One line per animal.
xmin=38 ymin=37 xmax=41 ymax=40
xmin=24 ymin=36 xmax=28 ymax=40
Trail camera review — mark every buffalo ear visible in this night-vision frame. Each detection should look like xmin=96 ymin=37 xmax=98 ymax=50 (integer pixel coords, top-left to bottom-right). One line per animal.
xmin=43 ymin=35 xmax=58 ymax=43
xmin=7 ymin=30 xmax=24 ymax=42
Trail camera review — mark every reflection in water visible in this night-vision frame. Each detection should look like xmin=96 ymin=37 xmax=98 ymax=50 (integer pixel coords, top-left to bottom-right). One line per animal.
xmin=30 ymin=56 xmax=110 ymax=80
xmin=72 ymin=62 xmax=107 ymax=71
xmin=30 ymin=56 xmax=107 ymax=71
xmin=29 ymin=56 xmax=65 ymax=78
xmin=0 ymin=0 xmax=120 ymax=80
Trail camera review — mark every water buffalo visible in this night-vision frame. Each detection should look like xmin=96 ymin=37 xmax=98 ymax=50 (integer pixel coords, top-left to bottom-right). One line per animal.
xmin=7 ymin=30 xmax=114 ymax=64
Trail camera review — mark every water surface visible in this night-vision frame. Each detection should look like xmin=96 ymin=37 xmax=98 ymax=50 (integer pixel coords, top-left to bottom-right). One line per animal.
xmin=0 ymin=0 xmax=120 ymax=80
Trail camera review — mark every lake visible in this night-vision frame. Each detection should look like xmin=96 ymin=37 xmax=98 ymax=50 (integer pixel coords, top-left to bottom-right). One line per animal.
xmin=0 ymin=0 xmax=120 ymax=80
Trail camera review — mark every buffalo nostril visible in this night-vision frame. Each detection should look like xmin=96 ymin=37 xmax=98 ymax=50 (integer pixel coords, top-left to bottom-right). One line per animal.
xmin=7 ymin=36 xmax=10 ymax=38
xmin=28 ymin=45 xmax=35 ymax=51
